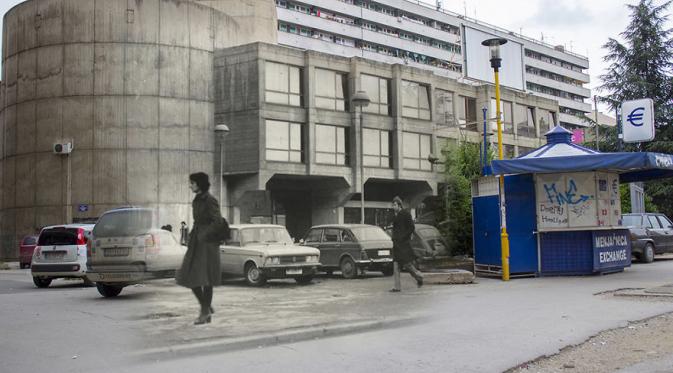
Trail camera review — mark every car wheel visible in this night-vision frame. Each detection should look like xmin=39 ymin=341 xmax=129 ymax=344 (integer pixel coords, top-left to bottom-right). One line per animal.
xmin=19 ymin=263 xmax=26 ymax=269
xmin=381 ymin=267 xmax=394 ymax=277
xmin=244 ymin=263 xmax=266 ymax=286
xmin=642 ymin=243 xmax=655 ymax=263
xmin=32 ymin=277 xmax=52 ymax=288
xmin=295 ymin=275 xmax=314 ymax=285
xmin=340 ymin=257 xmax=357 ymax=279
xmin=96 ymin=283 xmax=123 ymax=298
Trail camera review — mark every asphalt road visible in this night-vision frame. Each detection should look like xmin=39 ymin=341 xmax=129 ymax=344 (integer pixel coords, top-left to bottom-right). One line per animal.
xmin=2 ymin=259 xmax=673 ymax=373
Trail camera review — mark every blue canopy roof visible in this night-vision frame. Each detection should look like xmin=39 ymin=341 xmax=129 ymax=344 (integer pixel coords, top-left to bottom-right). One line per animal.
xmin=490 ymin=126 xmax=673 ymax=182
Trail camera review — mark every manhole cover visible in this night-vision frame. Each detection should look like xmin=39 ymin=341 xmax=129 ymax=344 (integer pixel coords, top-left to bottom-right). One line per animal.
xmin=644 ymin=285 xmax=673 ymax=295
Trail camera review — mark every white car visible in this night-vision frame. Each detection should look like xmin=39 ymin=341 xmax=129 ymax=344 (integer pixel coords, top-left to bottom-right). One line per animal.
xmin=221 ymin=225 xmax=321 ymax=286
xmin=31 ymin=224 xmax=95 ymax=288
xmin=86 ymin=208 xmax=186 ymax=297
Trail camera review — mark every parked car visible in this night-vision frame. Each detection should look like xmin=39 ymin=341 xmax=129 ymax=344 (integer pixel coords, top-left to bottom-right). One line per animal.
xmin=384 ymin=224 xmax=450 ymax=260
xmin=19 ymin=235 xmax=38 ymax=269
xmin=31 ymin=224 xmax=95 ymax=288
xmin=86 ymin=208 xmax=186 ymax=297
xmin=302 ymin=224 xmax=393 ymax=278
xmin=221 ymin=224 xmax=320 ymax=286
xmin=622 ymin=213 xmax=673 ymax=263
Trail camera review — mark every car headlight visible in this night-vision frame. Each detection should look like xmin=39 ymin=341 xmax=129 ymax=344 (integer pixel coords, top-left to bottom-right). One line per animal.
xmin=265 ymin=257 xmax=280 ymax=266
xmin=306 ymin=255 xmax=319 ymax=263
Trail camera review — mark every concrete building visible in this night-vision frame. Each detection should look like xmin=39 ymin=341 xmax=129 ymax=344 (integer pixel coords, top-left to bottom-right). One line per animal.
xmin=0 ymin=0 xmax=276 ymax=258
xmin=0 ymin=0 xmax=571 ymax=258
xmin=273 ymin=0 xmax=592 ymax=129
xmin=215 ymin=42 xmax=558 ymax=239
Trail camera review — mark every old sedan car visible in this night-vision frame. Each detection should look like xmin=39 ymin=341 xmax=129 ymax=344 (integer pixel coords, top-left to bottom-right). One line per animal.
xmin=221 ymin=224 xmax=320 ymax=286
xmin=385 ymin=224 xmax=450 ymax=259
xmin=622 ymin=213 xmax=673 ymax=263
xmin=302 ymin=224 xmax=393 ymax=279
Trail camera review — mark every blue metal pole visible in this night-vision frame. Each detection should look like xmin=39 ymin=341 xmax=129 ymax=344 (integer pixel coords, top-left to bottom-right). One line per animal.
xmin=482 ymin=107 xmax=488 ymax=174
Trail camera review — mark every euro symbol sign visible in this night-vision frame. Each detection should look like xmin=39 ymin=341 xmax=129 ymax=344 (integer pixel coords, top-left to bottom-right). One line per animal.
xmin=627 ymin=107 xmax=645 ymax=127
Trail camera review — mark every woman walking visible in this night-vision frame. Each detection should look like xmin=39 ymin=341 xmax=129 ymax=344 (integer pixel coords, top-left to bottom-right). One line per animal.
xmin=177 ymin=172 xmax=222 ymax=325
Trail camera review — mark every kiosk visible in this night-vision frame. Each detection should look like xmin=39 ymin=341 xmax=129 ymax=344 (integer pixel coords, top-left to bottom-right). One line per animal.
xmin=473 ymin=126 xmax=673 ymax=277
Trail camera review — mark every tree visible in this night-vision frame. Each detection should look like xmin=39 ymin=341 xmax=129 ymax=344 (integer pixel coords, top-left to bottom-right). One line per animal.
xmin=438 ymin=139 xmax=489 ymax=256
xmin=598 ymin=0 xmax=673 ymax=217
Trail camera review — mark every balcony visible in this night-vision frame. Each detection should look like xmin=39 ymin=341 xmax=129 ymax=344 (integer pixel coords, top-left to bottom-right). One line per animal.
xmin=525 ymin=57 xmax=590 ymax=83
xmin=516 ymin=124 xmax=537 ymax=138
xmin=525 ymin=73 xmax=591 ymax=99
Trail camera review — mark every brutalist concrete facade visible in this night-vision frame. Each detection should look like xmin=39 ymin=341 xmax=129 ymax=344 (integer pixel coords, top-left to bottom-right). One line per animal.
xmin=0 ymin=0 xmax=276 ymax=259
xmin=215 ymin=43 xmax=558 ymax=239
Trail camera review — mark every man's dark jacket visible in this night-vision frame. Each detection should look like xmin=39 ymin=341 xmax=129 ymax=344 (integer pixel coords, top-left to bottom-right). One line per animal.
xmin=392 ymin=208 xmax=416 ymax=265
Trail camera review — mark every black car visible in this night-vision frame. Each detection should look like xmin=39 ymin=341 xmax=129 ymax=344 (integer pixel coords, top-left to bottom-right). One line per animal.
xmin=622 ymin=213 xmax=673 ymax=263
xmin=302 ymin=224 xmax=394 ymax=278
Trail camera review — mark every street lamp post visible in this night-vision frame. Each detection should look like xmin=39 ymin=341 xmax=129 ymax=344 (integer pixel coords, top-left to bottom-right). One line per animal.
xmin=482 ymin=37 xmax=511 ymax=281
xmin=214 ymin=124 xmax=230 ymax=218
xmin=351 ymin=91 xmax=371 ymax=224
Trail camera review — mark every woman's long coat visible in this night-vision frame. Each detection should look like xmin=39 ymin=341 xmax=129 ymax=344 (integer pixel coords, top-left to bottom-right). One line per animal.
xmin=176 ymin=192 xmax=222 ymax=288
xmin=391 ymin=208 xmax=416 ymax=265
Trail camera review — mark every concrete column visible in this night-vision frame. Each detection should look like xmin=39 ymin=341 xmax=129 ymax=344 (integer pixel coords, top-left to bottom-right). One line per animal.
xmin=391 ymin=65 xmax=403 ymax=178
xmin=305 ymin=53 xmax=316 ymax=174
xmin=349 ymin=59 xmax=363 ymax=195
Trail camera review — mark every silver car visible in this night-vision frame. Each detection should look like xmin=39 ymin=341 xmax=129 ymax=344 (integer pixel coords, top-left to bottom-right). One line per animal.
xmin=220 ymin=225 xmax=321 ymax=286
xmin=86 ymin=208 xmax=186 ymax=297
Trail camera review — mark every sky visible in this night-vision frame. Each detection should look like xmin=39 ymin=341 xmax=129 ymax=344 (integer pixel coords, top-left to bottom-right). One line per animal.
xmin=0 ymin=0 xmax=670 ymax=113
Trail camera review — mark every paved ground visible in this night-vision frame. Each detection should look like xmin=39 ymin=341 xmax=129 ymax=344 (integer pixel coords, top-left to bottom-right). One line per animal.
xmin=2 ymin=258 xmax=673 ymax=372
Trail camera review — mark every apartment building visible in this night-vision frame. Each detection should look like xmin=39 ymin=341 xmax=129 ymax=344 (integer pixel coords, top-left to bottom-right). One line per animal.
xmin=273 ymin=0 xmax=592 ymax=130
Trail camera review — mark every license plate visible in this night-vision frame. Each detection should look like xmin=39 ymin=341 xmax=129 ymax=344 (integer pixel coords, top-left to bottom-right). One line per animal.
xmin=104 ymin=247 xmax=130 ymax=257
xmin=378 ymin=250 xmax=391 ymax=256
xmin=45 ymin=252 xmax=65 ymax=260
xmin=286 ymin=268 xmax=303 ymax=275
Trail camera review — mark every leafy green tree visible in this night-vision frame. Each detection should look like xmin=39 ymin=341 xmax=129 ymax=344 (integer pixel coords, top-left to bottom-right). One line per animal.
xmin=438 ymin=139 xmax=489 ymax=256
xmin=598 ymin=0 xmax=673 ymax=217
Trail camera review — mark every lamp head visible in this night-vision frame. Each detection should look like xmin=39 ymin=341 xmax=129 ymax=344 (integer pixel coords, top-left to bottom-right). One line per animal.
xmin=214 ymin=124 xmax=230 ymax=135
xmin=481 ymin=38 xmax=508 ymax=70
xmin=351 ymin=90 xmax=371 ymax=108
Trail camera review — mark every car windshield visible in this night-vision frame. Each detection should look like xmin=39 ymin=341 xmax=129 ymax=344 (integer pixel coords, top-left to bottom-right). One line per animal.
xmin=93 ymin=210 xmax=154 ymax=238
xmin=417 ymin=228 xmax=442 ymax=239
xmin=622 ymin=215 xmax=642 ymax=227
xmin=350 ymin=226 xmax=391 ymax=241
xmin=38 ymin=228 xmax=78 ymax=246
xmin=240 ymin=227 xmax=293 ymax=246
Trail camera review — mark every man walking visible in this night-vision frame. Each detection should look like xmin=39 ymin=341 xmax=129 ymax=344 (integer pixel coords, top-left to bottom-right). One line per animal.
xmin=390 ymin=196 xmax=423 ymax=292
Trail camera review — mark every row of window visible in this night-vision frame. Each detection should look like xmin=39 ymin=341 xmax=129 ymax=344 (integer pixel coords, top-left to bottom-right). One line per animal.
xmin=263 ymin=61 xmax=556 ymax=135
xmin=333 ymin=0 xmax=461 ymax=35
xmin=525 ymin=66 xmax=585 ymax=88
xmin=278 ymin=22 xmax=462 ymax=73
xmin=265 ymin=120 xmax=431 ymax=170
xmin=525 ymin=49 xmax=585 ymax=73
xmin=526 ymin=82 xmax=587 ymax=103
xmin=276 ymin=1 xmax=462 ymax=54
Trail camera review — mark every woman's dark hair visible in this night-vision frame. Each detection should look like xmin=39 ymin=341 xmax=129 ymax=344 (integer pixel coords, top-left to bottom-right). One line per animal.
xmin=392 ymin=196 xmax=403 ymax=207
xmin=189 ymin=172 xmax=210 ymax=192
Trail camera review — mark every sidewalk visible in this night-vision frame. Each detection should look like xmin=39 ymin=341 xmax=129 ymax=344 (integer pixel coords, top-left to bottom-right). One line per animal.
xmin=131 ymin=259 xmax=673 ymax=372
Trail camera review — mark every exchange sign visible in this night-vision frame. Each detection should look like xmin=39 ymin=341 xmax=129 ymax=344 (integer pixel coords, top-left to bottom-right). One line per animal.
xmin=621 ymin=98 xmax=655 ymax=143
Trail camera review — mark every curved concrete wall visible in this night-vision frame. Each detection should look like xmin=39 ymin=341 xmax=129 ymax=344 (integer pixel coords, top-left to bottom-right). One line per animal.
xmin=0 ymin=0 xmax=278 ymax=258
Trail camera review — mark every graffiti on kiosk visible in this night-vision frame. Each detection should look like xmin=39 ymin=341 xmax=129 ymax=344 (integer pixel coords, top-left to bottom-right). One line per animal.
xmin=543 ymin=179 xmax=593 ymax=207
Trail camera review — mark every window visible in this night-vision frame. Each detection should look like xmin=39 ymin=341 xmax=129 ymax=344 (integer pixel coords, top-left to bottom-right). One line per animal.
xmin=315 ymin=125 xmax=349 ymax=165
xmin=659 ymin=215 xmax=673 ymax=228
xmin=490 ymin=99 xmax=513 ymax=133
xmin=265 ymin=120 xmax=304 ymax=163
xmin=323 ymin=228 xmax=341 ymax=242
xmin=537 ymin=109 xmax=556 ymax=132
xmin=648 ymin=215 xmax=662 ymax=229
xmin=340 ymin=230 xmax=354 ymax=242
xmin=265 ymin=61 xmax=302 ymax=106
xmin=401 ymin=80 xmax=430 ymax=120
xmin=504 ymin=144 xmax=516 ymax=159
xmin=515 ymin=105 xmax=536 ymax=138
xmin=458 ymin=96 xmax=477 ymax=129
xmin=315 ymin=68 xmax=347 ymax=111
xmin=363 ymin=128 xmax=392 ymax=168
xmin=304 ymin=229 xmax=322 ymax=243
xmin=403 ymin=132 xmax=432 ymax=171
xmin=434 ymin=89 xmax=455 ymax=126
xmin=360 ymin=74 xmax=390 ymax=116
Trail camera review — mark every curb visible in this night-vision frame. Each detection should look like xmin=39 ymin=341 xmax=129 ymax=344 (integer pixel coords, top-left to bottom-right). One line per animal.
xmin=135 ymin=316 xmax=424 ymax=361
